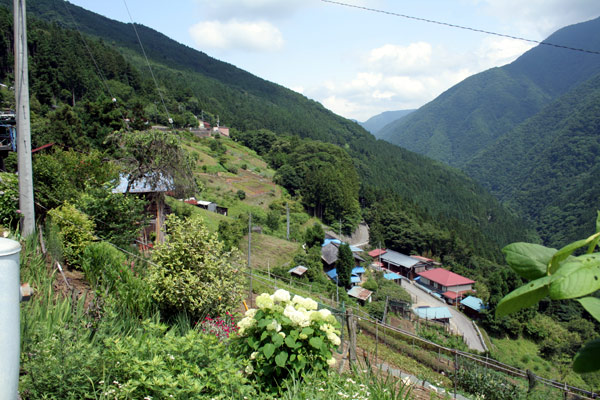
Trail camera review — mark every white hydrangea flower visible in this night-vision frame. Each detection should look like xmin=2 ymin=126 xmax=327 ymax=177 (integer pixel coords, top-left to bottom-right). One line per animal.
xmin=279 ymin=331 xmax=286 ymax=338
xmin=266 ymin=319 xmax=281 ymax=332
xmin=327 ymin=332 xmax=341 ymax=346
xmin=250 ymin=351 xmax=258 ymax=360
xmin=272 ymin=289 xmax=291 ymax=303
xmin=256 ymin=293 xmax=274 ymax=310
xmin=245 ymin=308 xmax=257 ymax=318
xmin=327 ymin=357 xmax=336 ymax=366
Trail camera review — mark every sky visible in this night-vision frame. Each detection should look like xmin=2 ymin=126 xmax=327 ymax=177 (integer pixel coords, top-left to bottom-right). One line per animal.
xmin=68 ymin=0 xmax=600 ymax=121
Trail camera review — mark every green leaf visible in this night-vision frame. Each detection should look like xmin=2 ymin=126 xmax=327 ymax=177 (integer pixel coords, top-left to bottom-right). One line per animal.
xmin=301 ymin=327 xmax=314 ymax=337
xmin=597 ymin=211 xmax=600 ymax=233
xmin=309 ymin=336 xmax=323 ymax=349
xmin=275 ymin=351 xmax=288 ymax=368
xmin=550 ymin=232 xmax=600 ymax=273
xmin=285 ymin=335 xmax=297 ymax=349
xmin=495 ymin=276 xmax=553 ymax=318
xmin=548 ymin=254 xmax=600 ymax=299
xmin=262 ymin=343 xmax=275 ymax=359
xmin=573 ymin=339 xmax=600 ymax=373
xmin=272 ymin=332 xmax=284 ymax=347
xmin=577 ymin=297 xmax=600 ymax=322
xmin=502 ymin=243 xmax=555 ymax=280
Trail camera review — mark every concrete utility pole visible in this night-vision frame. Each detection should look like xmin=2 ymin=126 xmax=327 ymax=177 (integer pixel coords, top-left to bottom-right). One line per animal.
xmin=286 ymin=203 xmax=290 ymax=240
xmin=14 ymin=0 xmax=35 ymax=237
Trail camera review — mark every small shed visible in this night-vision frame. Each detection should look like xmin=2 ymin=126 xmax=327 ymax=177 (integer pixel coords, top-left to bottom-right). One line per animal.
xmin=383 ymin=272 xmax=402 ymax=281
xmin=413 ymin=306 xmax=452 ymax=323
xmin=288 ymin=265 xmax=308 ymax=277
xmin=347 ymin=286 xmax=373 ymax=305
xmin=460 ymin=295 xmax=485 ymax=318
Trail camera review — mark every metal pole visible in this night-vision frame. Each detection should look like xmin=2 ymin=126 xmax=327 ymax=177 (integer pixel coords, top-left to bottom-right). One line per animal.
xmin=0 ymin=238 xmax=21 ymax=400
xmin=286 ymin=203 xmax=289 ymax=240
xmin=14 ymin=0 xmax=35 ymax=237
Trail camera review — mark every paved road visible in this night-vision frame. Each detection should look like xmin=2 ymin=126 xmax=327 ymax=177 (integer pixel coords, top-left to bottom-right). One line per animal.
xmin=400 ymin=279 xmax=486 ymax=353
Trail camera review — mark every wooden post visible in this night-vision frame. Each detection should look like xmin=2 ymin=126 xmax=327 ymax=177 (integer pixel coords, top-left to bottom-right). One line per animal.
xmin=155 ymin=194 xmax=165 ymax=243
xmin=346 ymin=308 xmax=357 ymax=365
xmin=375 ymin=321 xmax=379 ymax=365
xmin=454 ymin=351 xmax=458 ymax=399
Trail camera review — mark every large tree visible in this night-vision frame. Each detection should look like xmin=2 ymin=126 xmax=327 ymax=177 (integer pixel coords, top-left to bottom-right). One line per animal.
xmin=337 ymin=243 xmax=354 ymax=289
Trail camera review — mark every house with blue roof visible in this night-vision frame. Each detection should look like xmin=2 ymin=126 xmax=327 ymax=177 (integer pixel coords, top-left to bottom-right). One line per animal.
xmin=460 ymin=296 xmax=486 ymax=318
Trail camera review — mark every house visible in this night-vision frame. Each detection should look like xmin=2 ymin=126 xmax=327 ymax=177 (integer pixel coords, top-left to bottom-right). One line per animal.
xmin=184 ymin=198 xmax=228 ymax=216
xmin=321 ymin=242 xmax=365 ymax=270
xmin=380 ymin=249 xmax=434 ymax=279
xmin=325 ymin=268 xmax=361 ymax=285
xmin=417 ymin=268 xmax=475 ymax=304
xmin=347 ymin=286 xmax=373 ymax=305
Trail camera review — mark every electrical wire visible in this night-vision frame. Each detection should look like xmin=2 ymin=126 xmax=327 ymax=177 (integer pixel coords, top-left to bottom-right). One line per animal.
xmin=321 ymin=0 xmax=600 ymax=56
xmin=121 ymin=0 xmax=173 ymax=127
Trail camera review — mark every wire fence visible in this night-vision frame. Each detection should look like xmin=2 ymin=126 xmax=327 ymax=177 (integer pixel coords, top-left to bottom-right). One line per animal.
xmin=243 ymin=268 xmax=598 ymax=400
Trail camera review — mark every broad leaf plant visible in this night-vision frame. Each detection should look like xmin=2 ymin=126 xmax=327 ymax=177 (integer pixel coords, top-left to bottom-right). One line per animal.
xmin=496 ymin=211 xmax=600 ymax=373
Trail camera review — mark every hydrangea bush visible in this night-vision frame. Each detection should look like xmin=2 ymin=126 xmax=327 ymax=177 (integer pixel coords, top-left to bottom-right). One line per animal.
xmin=235 ymin=289 xmax=341 ymax=388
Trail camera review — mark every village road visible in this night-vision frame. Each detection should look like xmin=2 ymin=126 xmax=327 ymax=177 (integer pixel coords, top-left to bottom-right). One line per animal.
xmin=399 ymin=279 xmax=486 ymax=353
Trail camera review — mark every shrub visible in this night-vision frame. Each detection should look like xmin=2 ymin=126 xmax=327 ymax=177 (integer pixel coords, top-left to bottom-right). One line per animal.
xmin=452 ymin=361 xmax=521 ymax=400
xmin=198 ymin=313 xmax=238 ymax=341
xmin=0 ymin=172 xmax=19 ymax=227
xmin=81 ymin=242 xmax=153 ymax=318
xmin=47 ymin=202 xmax=95 ymax=268
xmin=148 ymin=214 xmax=245 ymax=320
xmin=234 ymin=289 xmax=341 ymax=390
xmin=237 ymin=189 xmax=246 ymax=200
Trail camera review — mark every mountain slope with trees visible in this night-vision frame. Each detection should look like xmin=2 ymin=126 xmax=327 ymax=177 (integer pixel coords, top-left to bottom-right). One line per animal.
xmin=378 ymin=16 xmax=600 ymax=168
xmin=359 ymin=109 xmax=414 ymax=136
xmin=0 ymin=1 xmax=533 ymax=259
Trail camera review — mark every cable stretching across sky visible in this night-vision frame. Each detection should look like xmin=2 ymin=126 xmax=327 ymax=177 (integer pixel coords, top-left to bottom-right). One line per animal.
xmin=321 ymin=0 xmax=600 ymax=56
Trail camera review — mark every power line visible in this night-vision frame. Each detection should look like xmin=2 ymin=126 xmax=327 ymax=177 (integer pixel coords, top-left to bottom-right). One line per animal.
xmin=321 ymin=0 xmax=600 ymax=56
xmin=121 ymin=0 xmax=173 ymax=127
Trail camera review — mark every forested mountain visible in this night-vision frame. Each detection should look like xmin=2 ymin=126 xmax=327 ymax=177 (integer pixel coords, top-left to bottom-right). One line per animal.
xmin=378 ymin=16 xmax=600 ymax=168
xmin=0 ymin=0 xmax=534 ymax=260
xmin=465 ymin=71 xmax=600 ymax=247
xmin=359 ymin=109 xmax=414 ymax=136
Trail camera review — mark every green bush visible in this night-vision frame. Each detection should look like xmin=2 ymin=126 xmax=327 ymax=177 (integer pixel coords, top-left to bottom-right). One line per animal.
xmin=149 ymin=214 xmax=245 ymax=320
xmin=237 ymin=189 xmax=246 ymax=200
xmin=452 ymin=361 xmax=521 ymax=400
xmin=0 ymin=172 xmax=19 ymax=227
xmin=234 ymin=289 xmax=341 ymax=390
xmin=47 ymin=202 xmax=95 ymax=268
xmin=81 ymin=242 xmax=153 ymax=318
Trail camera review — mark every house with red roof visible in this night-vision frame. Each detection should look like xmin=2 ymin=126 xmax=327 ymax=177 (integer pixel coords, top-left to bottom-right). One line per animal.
xmin=417 ymin=268 xmax=475 ymax=304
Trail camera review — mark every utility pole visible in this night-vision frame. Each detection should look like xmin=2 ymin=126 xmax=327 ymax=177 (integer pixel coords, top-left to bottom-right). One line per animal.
xmin=248 ymin=213 xmax=252 ymax=305
xmin=14 ymin=0 xmax=35 ymax=237
xmin=286 ymin=203 xmax=290 ymax=240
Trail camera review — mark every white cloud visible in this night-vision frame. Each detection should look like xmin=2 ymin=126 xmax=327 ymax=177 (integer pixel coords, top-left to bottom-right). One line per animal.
xmin=189 ymin=19 xmax=284 ymax=51
xmin=476 ymin=0 xmax=600 ymax=37
xmin=193 ymin=0 xmax=306 ymax=19
xmin=476 ymin=37 xmax=536 ymax=68
xmin=367 ymin=42 xmax=432 ymax=74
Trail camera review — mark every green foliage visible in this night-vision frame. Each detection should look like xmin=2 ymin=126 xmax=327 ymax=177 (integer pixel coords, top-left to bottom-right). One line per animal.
xmin=33 ymin=149 xmax=119 ymax=211
xmin=452 ymin=361 xmax=521 ymax=400
xmin=236 ymin=189 xmax=246 ymax=200
xmin=217 ymin=217 xmax=246 ymax=251
xmin=76 ymin=186 xmax=146 ymax=248
xmin=0 ymin=172 xmax=19 ymax=227
xmin=81 ymin=242 xmax=153 ymax=318
xmin=336 ymin=243 xmax=353 ymax=289
xmin=234 ymin=289 xmax=341 ymax=390
xmin=496 ymin=212 xmax=600 ymax=373
xmin=149 ymin=214 xmax=245 ymax=320
xmin=47 ymin=202 xmax=95 ymax=268
xmin=304 ymin=222 xmax=324 ymax=248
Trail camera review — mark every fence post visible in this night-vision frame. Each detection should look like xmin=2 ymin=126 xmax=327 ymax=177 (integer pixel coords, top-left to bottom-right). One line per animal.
xmin=454 ymin=351 xmax=458 ymax=399
xmin=346 ymin=308 xmax=357 ymax=365
xmin=375 ymin=321 xmax=379 ymax=365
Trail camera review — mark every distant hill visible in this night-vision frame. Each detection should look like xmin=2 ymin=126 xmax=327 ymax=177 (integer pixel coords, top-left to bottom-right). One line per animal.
xmin=464 ymin=71 xmax=600 ymax=247
xmin=378 ymin=16 xmax=600 ymax=168
xmin=359 ymin=110 xmax=414 ymax=136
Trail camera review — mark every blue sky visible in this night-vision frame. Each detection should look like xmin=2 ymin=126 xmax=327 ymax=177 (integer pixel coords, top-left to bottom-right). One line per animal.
xmin=68 ymin=0 xmax=600 ymax=121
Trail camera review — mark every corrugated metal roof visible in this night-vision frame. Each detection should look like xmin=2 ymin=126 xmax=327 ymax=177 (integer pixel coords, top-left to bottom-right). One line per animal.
xmin=380 ymin=250 xmax=420 ymax=268
xmin=326 ymin=268 xmax=338 ymax=279
xmin=321 ymin=243 xmax=339 ymax=265
xmin=352 ymin=267 xmax=366 ymax=275
xmin=414 ymin=306 xmax=452 ymax=320
xmin=351 ymin=276 xmax=361 ymax=283
xmin=368 ymin=248 xmax=387 ymax=257
xmin=288 ymin=266 xmax=308 ymax=276
xmin=418 ymin=268 xmax=475 ymax=287
xmin=384 ymin=272 xmax=402 ymax=280
xmin=461 ymin=296 xmax=484 ymax=312
xmin=347 ymin=286 xmax=372 ymax=301
xmin=113 ymin=173 xmax=174 ymax=194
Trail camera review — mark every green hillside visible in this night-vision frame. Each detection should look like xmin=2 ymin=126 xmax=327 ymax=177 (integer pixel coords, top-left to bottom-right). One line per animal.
xmin=378 ymin=16 xmax=600 ymax=168
xmin=360 ymin=109 xmax=414 ymax=135
xmin=0 ymin=1 xmax=532 ymax=258
xmin=465 ymin=72 xmax=600 ymax=247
